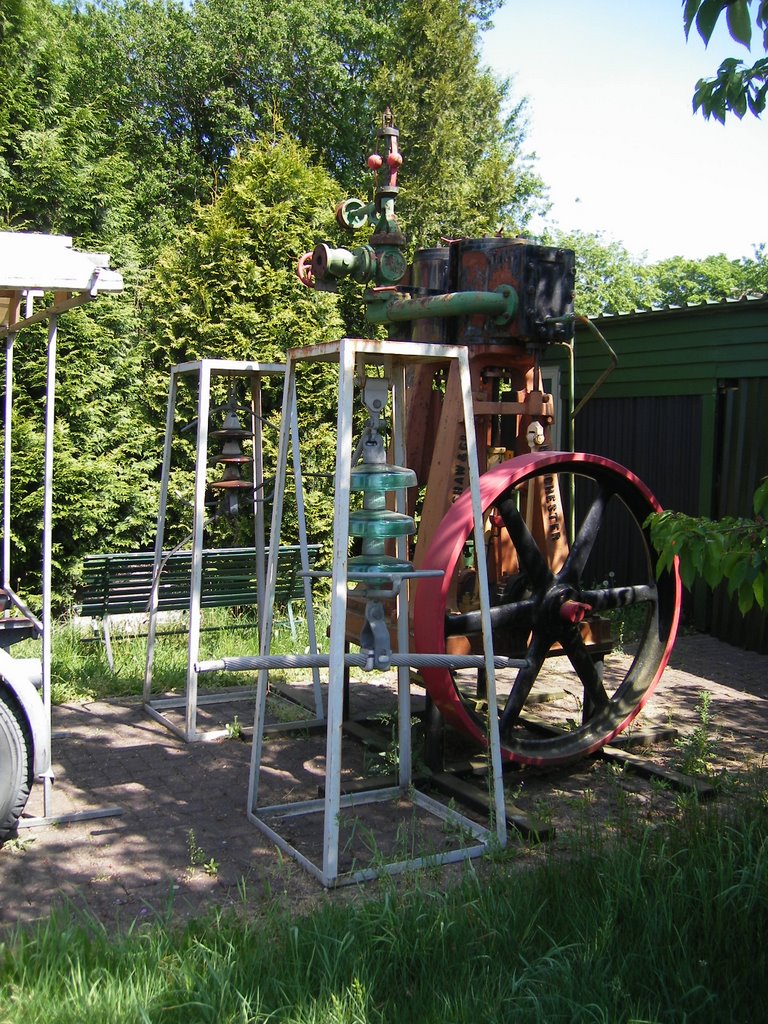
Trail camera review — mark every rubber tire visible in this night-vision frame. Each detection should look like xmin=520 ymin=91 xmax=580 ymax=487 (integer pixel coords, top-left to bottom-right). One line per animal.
xmin=0 ymin=688 xmax=33 ymax=841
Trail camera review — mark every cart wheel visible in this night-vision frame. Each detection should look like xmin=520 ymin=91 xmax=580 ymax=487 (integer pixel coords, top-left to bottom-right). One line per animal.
xmin=0 ymin=688 xmax=33 ymax=840
xmin=413 ymin=452 xmax=681 ymax=766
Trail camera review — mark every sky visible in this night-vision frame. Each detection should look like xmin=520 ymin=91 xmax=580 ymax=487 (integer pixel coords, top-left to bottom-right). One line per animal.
xmin=480 ymin=0 xmax=768 ymax=262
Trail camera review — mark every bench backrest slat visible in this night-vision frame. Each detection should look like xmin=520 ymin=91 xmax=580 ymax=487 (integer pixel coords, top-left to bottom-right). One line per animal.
xmin=76 ymin=545 xmax=320 ymax=616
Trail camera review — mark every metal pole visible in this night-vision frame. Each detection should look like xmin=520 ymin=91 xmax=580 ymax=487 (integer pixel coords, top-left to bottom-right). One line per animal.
xmin=391 ymin=358 xmax=412 ymax=790
xmin=185 ymin=362 xmax=211 ymax=740
xmin=248 ymin=361 xmax=295 ymax=813
xmin=40 ymin=314 xmax=57 ymax=817
xmin=289 ymin=390 xmax=324 ymax=718
xmin=250 ymin=372 xmax=266 ymax=627
xmin=322 ymin=338 xmax=357 ymax=884
xmin=458 ymin=349 xmax=507 ymax=849
xmin=2 ymin=329 xmax=16 ymax=595
xmin=145 ymin=368 xmax=179 ymax=702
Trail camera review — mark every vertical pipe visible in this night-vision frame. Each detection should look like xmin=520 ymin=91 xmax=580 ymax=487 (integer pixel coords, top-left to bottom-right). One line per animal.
xmin=290 ymin=391 xmax=323 ymax=718
xmin=249 ymin=360 xmax=295 ymax=813
xmin=2 ymin=330 xmax=15 ymax=595
xmin=458 ymin=348 xmax=507 ymax=849
xmin=391 ymin=358 xmax=412 ymax=790
xmin=250 ymin=373 xmax=266 ymax=632
xmin=323 ymin=338 xmax=357 ymax=885
xmin=185 ymin=362 xmax=211 ymax=740
xmin=41 ymin=314 xmax=57 ymax=816
xmin=145 ymin=368 xmax=179 ymax=702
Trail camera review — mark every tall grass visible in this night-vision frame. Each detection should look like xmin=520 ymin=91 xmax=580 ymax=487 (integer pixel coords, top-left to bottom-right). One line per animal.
xmin=2 ymin=803 xmax=766 ymax=1023
xmin=12 ymin=607 xmax=330 ymax=704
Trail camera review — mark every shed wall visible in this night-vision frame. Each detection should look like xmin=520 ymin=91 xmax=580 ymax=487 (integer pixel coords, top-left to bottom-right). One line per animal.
xmin=556 ymin=300 xmax=768 ymax=652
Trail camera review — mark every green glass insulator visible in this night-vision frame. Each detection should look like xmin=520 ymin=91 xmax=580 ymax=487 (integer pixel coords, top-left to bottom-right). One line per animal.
xmin=348 ymin=554 xmax=414 ymax=576
xmin=350 ymin=463 xmax=418 ymax=492
xmin=348 ymin=509 xmax=415 ymax=538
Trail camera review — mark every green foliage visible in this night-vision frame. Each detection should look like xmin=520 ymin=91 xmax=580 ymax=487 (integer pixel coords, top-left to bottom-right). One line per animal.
xmin=647 ymin=478 xmax=768 ymax=614
xmin=540 ymin=229 xmax=660 ymax=316
xmin=650 ymin=248 xmax=768 ymax=304
xmin=675 ymin=690 xmax=716 ymax=776
xmin=371 ymin=0 xmax=545 ymax=245
xmin=538 ymin=229 xmax=768 ymax=316
xmin=141 ymin=131 xmax=347 ymax=550
xmin=2 ymin=291 xmax=160 ymax=609
xmin=684 ymin=0 xmax=768 ymax=121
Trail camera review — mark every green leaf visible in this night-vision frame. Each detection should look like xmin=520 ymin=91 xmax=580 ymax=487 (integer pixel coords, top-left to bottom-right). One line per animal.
xmin=678 ymin=549 xmax=700 ymax=590
xmin=697 ymin=0 xmax=727 ymax=45
xmin=687 ymin=535 xmax=706 ymax=574
xmin=684 ymin=0 xmax=702 ymax=39
xmin=748 ymin=86 xmax=767 ymax=115
xmin=738 ymin=578 xmax=755 ymax=614
xmin=702 ymin=536 xmax=726 ymax=588
xmin=726 ymin=0 xmax=753 ymax=47
xmin=754 ymin=572 xmax=766 ymax=610
xmin=753 ymin=478 xmax=768 ymax=518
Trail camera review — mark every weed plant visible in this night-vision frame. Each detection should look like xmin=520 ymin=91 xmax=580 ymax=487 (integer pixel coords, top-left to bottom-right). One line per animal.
xmin=2 ymin=802 xmax=767 ymax=1023
xmin=675 ymin=690 xmax=716 ymax=777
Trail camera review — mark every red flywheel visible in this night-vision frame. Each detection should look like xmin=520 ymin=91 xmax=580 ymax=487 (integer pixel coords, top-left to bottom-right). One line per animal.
xmin=413 ymin=452 xmax=681 ymax=766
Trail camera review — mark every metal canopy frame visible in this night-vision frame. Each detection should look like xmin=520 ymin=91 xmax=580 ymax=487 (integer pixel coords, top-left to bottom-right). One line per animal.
xmin=0 ymin=231 xmax=123 ymax=826
xmin=245 ymin=338 xmax=508 ymax=887
xmin=144 ymin=359 xmax=324 ymax=742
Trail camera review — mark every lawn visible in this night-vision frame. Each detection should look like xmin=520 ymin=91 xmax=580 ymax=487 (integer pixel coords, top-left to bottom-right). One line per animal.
xmin=1 ymin=617 xmax=767 ymax=1023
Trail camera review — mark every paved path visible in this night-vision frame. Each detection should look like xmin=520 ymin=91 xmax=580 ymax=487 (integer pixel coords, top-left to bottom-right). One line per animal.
xmin=1 ymin=634 xmax=765 ymax=932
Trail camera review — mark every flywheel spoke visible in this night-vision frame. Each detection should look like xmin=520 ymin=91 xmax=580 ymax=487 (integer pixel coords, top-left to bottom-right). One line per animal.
xmin=560 ymin=485 xmax=610 ymax=584
xmin=560 ymin=625 xmax=610 ymax=712
xmin=500 ymin=631 xmax=549 ymax=731
xmin=445 ymin=599 xmax=536 ymax=638
xmin=496 ymin=488 xmax=552 ymax=591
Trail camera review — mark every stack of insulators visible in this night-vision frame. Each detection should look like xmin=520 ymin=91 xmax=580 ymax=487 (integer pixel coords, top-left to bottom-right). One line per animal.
xmin=348 ymin=438 xmax=417 ymax=579
xmin=209 ymin=402 xmax=253 ymax=516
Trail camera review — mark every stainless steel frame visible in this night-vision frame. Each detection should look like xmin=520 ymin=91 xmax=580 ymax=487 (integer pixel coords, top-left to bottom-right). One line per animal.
xmin=143 ymin=359 xmax=324 ymax=742
xmin=246 ymin=338 xmax=508 ymax=887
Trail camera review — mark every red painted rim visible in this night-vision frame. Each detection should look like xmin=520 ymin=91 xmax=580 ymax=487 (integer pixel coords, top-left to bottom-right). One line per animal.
xmin=413 ymin=452 xmax=682 ymax=766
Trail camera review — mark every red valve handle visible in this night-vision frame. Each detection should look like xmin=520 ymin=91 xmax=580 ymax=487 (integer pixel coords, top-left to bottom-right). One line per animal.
xmin=296 ymin=251 xmax=315 ymax=289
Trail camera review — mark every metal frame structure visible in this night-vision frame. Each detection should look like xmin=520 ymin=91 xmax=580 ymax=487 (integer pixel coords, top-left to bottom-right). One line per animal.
xmin=0 ymin=232 xmax=123 ymax=826
xmin=143 ymin=359 xmax=323 ymax=742
xmin=242 ymin=338 xmax=510 ymax=887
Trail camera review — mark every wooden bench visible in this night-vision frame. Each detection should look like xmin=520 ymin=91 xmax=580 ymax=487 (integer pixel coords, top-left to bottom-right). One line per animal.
xmin=76 ymin=545 xmax=320 ymax=670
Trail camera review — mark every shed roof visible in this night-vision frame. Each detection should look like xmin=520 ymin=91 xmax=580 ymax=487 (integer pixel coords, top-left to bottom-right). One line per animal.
xmin=0 ymin=232 xmax=123 ymax=333
xmin=591 ymin=292 xmax=768 ymax=326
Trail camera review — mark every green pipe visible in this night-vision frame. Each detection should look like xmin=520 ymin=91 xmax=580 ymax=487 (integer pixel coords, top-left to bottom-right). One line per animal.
xmin=366 ymin=284 xmax=518 ymax=325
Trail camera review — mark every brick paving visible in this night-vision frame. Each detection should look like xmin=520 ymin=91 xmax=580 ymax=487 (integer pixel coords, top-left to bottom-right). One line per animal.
xmin=0 ymin=634 xmax=766 ymax=933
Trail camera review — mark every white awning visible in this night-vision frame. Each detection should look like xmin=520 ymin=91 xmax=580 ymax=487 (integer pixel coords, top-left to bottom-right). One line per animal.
xmin=0 ymin=232 xmax=124 ymax=333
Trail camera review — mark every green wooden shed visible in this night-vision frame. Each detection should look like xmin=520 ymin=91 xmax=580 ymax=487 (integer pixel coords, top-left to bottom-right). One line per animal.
xmin=546 ymin=294 xmax=768 ymax=653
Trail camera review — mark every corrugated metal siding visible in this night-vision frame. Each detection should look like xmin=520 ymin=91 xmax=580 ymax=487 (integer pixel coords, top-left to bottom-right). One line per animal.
xmin=552 ymin=300 xmax=768 ymax=651
xmin=570 ymin=301 xmax=768 ymax=399
xmin=574 ymin=395 xmax=703 ymax=514
xmin=570 ymin=395 xmax=703 ymax=590
xmin=705 ymin=377 xmax=768 ymax=654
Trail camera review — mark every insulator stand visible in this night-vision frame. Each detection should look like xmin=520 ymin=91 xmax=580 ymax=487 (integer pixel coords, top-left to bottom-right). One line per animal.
xmin=142 ymin=359 xmax=324 ymax=743
xmin=208 ymin=385 xmax=256 ymax=517
xmin=244 ymin=338 xmax=509 ymax=887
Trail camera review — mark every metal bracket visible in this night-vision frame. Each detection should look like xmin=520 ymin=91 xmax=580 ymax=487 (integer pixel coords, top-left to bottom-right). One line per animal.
xmin=359 ymin=600 xmax=392 ymax=671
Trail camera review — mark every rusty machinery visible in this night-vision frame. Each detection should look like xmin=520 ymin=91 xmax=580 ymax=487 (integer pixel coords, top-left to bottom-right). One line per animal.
xmin=297 ymin=110 xmax=681 ymax=770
